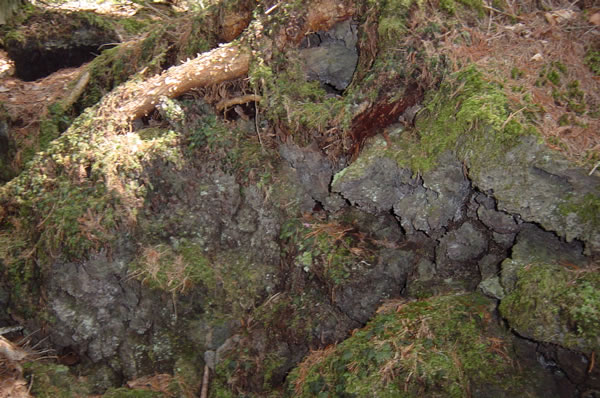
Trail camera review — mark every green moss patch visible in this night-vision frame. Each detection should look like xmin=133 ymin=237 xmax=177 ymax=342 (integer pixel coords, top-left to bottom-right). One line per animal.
xmin=584 ymin=50 xmax=600 ymax=76
xmin=128 ymin=239 xmax=212 ymax=294
xmin=407 ymin=66 xmax=533 ymax=173
xmin=280 ymin=217 xmax=376 ymax=287
xmin=22 ymin=362 xmax=92 ymax=397
xmin=500 ymin=262 xmax=600 ymax=353
xmin=289 ymin=293 xmax=537 ymax=397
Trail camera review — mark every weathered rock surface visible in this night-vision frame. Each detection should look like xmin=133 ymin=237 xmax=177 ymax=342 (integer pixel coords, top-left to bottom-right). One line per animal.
xmin=332 ymin=139 xmax=470 ymax=236
xmin=437 ymin=221 xmax=487 ymax=262
xmin=468 ymin=135 xmax=600 ymax=254
xmin=279 ymin=141 xmax=333 ymax=207
xmin=300 ymin=19 xmax=358 ymax=91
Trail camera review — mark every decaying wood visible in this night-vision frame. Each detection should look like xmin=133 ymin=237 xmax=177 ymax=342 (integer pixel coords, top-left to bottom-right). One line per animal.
xmin=62 ymin=71 xmax=90 ymax=110
xmin=106 ymin=0 xmax=355 ymax=122
xmin=116 ymin=43 xmax=250 ymax=120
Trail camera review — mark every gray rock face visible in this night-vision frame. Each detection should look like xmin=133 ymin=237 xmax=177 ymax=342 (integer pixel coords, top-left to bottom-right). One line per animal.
xmin=333 ymin=154 xmax=414 ymax=214
xmin=394 ymin=151 xmax=470 ymax=234
xmin=438 ymin=222 xmax=487 ymax=263
xmin=334 ymin=248 xmax=413 ymax=323
xmin=468 ymin=135 xmax=600 ymax=253
xmin=48 ymin=249 xmax=163 ymax=369
xmin=301 ymin=45 xmax=358 ymax=91
xmin=477 ymin=206 xmax=519 ymax=234
xmin=332 ymin=139 xmax=470 ymax=235
xmin=279 ymin=142 xmax=333 ymax=206
xmin=300 ymin=19 xmax=358 ymax=90
xmin=44 ymin=160 xmax=283 ymax=380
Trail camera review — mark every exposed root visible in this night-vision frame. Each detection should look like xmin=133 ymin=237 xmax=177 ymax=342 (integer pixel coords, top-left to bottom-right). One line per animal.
xmin=0 ymin=336 xmax=34 ymax=398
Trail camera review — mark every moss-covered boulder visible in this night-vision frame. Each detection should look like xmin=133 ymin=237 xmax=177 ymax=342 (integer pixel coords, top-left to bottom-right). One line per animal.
xmin=289 ymin=293 xmax=562 ymax=397
xmin=498 ymin=225 xmax=598 ymax=354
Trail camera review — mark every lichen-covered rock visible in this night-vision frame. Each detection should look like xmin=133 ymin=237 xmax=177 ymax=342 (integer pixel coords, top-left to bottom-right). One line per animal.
xmin=333 ymin=139 xmax=470 ymax=235
xmin=468 ymin=135 xmax=600 ymax=254
xmin=409 ymin=150 xmax=471 ymax=231
xmin=332 ymin=138 xmax=414 ymax=213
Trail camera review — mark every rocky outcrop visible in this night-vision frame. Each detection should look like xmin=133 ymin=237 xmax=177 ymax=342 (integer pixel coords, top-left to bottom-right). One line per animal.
xmin=330 ymin=130 xmax=599 ymax=394
xmin=299 ymin=19 xmax=358 ymax=91
xmin=332 ymin=138 xmax=471 ymax=235
xmin=468 ymin=135 xmax=600 ymax=254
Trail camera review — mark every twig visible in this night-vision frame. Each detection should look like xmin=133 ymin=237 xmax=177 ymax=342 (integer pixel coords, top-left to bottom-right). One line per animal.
xmin=253 ymin=89 xmax=264 ymax=151
xmin=200 ymin=364 xmax=210 ymax=398
xmin=265 ymin=3 xmax=280 ymax=15
xmin=589 ymin=161 xmax=600 ymax=176
xmin=61 ymin=71 xmax=90 ymax=110
xmin=501 ymin=106 xmax=526 ymax=129
xmin=0 ymin=326 xmax=23 ymax=336
xmin=487 ymin=1 xmax=493 ymax=35
xmin=482 ymin=4 xmax=524 ymax=20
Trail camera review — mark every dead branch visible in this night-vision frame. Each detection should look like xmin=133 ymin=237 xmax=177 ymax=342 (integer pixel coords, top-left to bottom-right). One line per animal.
xmin=200 ymin=364 xmax=210 ymax=398
xmin=104 ymin=0 xmax=355 ymax=122
xmin=61 ymin=71 xmax=90 ymax=110
xmin=216 ymin=94 xmax=262 ymax=111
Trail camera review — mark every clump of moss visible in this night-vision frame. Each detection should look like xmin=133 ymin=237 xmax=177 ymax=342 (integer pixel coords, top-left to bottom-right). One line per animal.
xmin=439 ymin=0 xmax=484 ymax=15
xmin=500 ymin=262 xmax=600 ymax=353
xmin=128 ymin=239 xmax=213 ymax=294
xmin=22 ymin=362 xmax=92 ymax=397
xmin=559 ymin=191 xmax=600 ymax=230
xmin=249 ymin=57 xmax=347 ymax=135
xmin=185 ymin=111 xmax=272 ymax=182
xmin=584 ymin=50 xmax=600 ymax=76
xmin=288 ymin=293 xmax=536 ymax=397
xmin=280 ymin=218 xmax=375 ymax=287
xmin=369 ymin=0 xmax=417 ymax=45
xmin=393 ymin=66 xmax=532 ymax=173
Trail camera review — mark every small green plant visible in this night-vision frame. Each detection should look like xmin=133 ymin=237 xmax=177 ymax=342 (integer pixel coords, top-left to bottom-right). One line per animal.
xmin=584 ymin=50 xmax=600 ymax=76
xmin=510 ymin=67 xmax=524 ymax=80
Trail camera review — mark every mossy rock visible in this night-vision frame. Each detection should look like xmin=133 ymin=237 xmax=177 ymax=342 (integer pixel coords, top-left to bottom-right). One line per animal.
xmin=22 ymin=362 xmax=92 ymax=397
xmin=288 ymin=293 xmax=559 ymax=398
xmin=500 ymin=262 xmax=600 ymax=354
